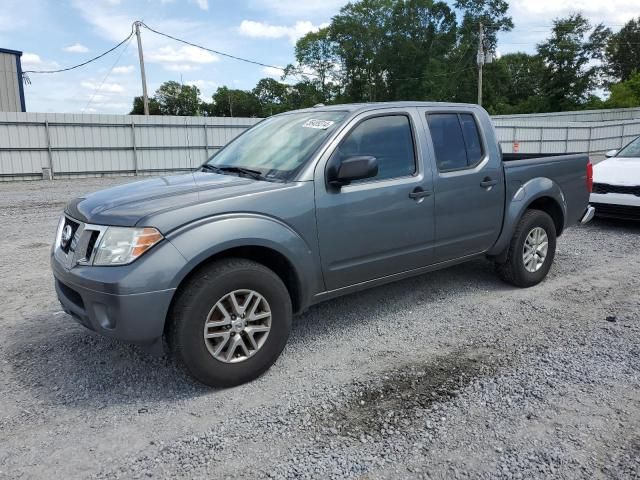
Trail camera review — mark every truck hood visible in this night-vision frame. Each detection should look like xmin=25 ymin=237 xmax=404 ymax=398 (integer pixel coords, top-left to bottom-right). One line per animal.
xmin=593 ymin=156 xmax=640 ymax=186
xmin=65 ymin=172 xmax=290 ymax=228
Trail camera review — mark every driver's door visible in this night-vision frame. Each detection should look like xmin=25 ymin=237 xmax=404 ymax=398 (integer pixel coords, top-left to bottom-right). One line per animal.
xmin=314 ymin=110 xmax=435 ymax=291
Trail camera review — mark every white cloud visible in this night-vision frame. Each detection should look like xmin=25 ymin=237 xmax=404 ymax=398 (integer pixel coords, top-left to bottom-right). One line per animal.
xmin=248 ymin=0 xmax=348 ymax=18
xmin=20 ymin=53 xmax=60 ymax=71
xmin=112 ymin=65 xmax=135 ymax=74
xmin=63 ymin=43 xmax=89 ymax=53
xmin=185 ymin=79 xmax=218 ymax=97
xmin=147 ymin=45 xmax=219 ymax=65
xmin=21 ymin=53 xmax=43 ymax=65
xmin=164 ymin=64 xmax=201 ymax=72
xmin=80 ymin=81 xmax=125 ymax=93
xmin=239 ymin=20 xmax=328 ymax=44
xmin=191 ymin=0 xmax=208 ymax=10
xmin=261 ymin=66 xmax=285 ymax=78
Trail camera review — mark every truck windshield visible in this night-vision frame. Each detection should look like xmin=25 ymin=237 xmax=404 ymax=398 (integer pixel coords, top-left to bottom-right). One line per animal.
xmin=617 ymin=136 xmax=640 ymax=158
xmin=204 ymin=111 xmax=347 ymax=181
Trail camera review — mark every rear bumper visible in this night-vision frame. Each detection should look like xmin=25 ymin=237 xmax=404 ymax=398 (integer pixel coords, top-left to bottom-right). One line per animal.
xmin=580 ymin=205 xmax=595 ymax=224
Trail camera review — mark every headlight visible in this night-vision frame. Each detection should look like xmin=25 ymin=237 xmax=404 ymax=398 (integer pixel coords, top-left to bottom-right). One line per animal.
xmin=93 ymin=227 xmax=163 ymax=266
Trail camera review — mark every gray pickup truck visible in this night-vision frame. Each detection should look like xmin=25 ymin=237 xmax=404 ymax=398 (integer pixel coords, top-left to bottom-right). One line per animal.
xmin=52 ymin=102 xmax=594 ymax=387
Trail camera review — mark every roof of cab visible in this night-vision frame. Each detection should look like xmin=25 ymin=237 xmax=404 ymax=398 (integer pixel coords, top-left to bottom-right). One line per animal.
xmin=292 ymin=101 xmax=481 ymax=114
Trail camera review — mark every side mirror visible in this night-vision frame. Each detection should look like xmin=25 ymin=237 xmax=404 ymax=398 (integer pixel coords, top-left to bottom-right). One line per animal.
xmin=328 ymin=155 xmax=378 ymax=187
xmin=605 ymin=149 xmax=618 ymax=158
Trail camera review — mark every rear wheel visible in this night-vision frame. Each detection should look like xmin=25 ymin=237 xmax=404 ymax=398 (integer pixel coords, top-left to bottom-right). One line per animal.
xmin=168 ymin=258 xmax=292 ymax=388
xmin=495 ymin=209 xmax=557 ymax=288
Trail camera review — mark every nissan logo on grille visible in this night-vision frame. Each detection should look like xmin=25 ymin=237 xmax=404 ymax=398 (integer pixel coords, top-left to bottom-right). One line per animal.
xmin=60 ymin=224 xmax=73 ymax=248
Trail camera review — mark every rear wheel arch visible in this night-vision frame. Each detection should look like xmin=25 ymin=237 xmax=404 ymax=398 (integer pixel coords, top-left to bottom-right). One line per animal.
xmin=525 ymin=196 xmax=565 ymax=236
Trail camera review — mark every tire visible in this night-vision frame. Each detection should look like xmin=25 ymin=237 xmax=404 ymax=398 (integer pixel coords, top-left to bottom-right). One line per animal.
xmin=495 ymin=209 xmax=557 ymax=288
xmin=167 ymin=258 xmax=292 ymax=388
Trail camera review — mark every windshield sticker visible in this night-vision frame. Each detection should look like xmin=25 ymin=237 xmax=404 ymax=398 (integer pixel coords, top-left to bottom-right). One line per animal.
xmin=302 ymin=119 xmax=335 ymax=130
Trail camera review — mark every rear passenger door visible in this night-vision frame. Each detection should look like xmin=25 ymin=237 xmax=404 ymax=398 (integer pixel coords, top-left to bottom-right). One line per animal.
xmin=422 ymin=110 xmax=505 ymax=261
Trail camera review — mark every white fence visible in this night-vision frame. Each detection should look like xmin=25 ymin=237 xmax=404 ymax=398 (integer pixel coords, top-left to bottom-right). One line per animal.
xmin=0 ymin=112 xmax=260 ymax=181
xmin=1 ymin=109 xmax=639 ymax=181
xmin=494 ymin=119 xmax=640 ymax=157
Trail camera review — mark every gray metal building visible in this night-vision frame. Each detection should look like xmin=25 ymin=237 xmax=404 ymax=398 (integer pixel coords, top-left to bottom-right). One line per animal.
xmin=0 ymin=48 xmax=26 ymax=113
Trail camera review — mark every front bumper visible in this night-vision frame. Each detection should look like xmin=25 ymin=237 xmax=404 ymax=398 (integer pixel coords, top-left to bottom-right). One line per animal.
xmin=590 ymin=192 xmax=640 ymax=220
xmin=51 ymin=220 xmax=187 ymax=344
xmin=54 ymin=274 xmax=175 ymax=343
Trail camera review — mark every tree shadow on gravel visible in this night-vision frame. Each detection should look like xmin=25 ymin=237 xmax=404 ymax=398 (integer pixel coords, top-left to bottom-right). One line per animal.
xmin=289 ymin=258 xmax=510 ymax=347
xmin=6 ymin=258 xmax=506 ymax=407
xmin=6 ymin=318 xmax=211 ymax=407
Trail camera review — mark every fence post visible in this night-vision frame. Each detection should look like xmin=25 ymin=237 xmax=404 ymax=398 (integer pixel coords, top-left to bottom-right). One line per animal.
xmin=564 ymin=127 xmax=569 ymax=153
xmin=131 ymin=120 xmax=139 ymax=176
xmin=44 ymin=120 xmax=55 ymax=179
xmin=538 ymin=127 xmax=543 ymax=154
xmin=620 ymin=124 xmax=626 ymax=148
xmin=587 ymin=127 xmax=592 ymax=155
xmin=203 ymin=123 xmax=209 ymax=161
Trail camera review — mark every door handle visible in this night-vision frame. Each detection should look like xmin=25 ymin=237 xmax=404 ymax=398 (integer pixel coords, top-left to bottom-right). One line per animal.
xmin=409 ymin=187 xmax=432 ymax=200
xmin=480 ymin=177 xmax=498 ymax=188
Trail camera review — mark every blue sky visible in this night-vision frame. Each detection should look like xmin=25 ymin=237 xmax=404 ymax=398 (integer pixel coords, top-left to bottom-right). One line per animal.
xmin=0 ymin=0 xmax=637 ymax=114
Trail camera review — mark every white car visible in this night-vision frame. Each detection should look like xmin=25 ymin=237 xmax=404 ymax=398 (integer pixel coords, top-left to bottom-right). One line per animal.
xmin=590 ymin=136 xmax=640 ymax=220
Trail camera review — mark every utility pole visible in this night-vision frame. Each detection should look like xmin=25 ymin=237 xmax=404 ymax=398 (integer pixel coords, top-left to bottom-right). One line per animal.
xmin=477 ymin=22 xmax=484 ymax=106
xmin=134 ymin=21 xmax=150 ymax=115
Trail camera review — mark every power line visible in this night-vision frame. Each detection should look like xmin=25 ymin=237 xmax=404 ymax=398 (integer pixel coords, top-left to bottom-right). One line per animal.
xmin=83 ymin=35 xmax=133 ymax=112
xmin=22 ymin=26 xmax=134 ymax=74
xmin=138 ymin=21 xmax=317 ymax=77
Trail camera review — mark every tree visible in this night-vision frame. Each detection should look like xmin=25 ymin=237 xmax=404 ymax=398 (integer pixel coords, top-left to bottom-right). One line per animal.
xmin=293 ymin=28 xmax=340 ymax=98
xmin=154 ymin=81 xmax=202 ymax=116
xmin=252 ymin=78 xmax=289 ymax=116
xmin=537 ymin=14 xmax=611 ymax=111
xmin=210 ymin=86 xmax=261 ymax=117
xmin=385 ymin=0 xmax=458 ymax=101
xmin=606 ymin=71 xmax=640 ymax=108
xmin=482 ymin=53 xmax=547 ymax=114
xmin=130 ymin=96 xmax=162 ymax=115
xmin=605 ymin=17 xmax=640 ymax=82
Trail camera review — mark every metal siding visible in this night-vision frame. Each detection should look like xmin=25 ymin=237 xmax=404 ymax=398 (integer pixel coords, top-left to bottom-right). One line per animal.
xmin=0 ymin=53 xmax=21 ymax=112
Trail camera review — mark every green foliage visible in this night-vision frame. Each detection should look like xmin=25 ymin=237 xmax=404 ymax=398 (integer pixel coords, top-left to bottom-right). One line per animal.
xmin=130 ymin=96 xmax=162 ymax=115
xmin=536 ymin=14 xmax=611 ymax=111
xmin=606 ymin=71 xmax=640 ymax=108
xmin=606 ymin=17 xmax=640 ymax=82
xmin=209 ymin=86 xmax=261 ymax=117
xmin=155 ymin=81 xmax=202 ymax=116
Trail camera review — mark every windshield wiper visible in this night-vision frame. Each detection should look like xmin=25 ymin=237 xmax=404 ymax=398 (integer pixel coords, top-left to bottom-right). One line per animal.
xmin=200 ymin=164 xmax=266 ymax=181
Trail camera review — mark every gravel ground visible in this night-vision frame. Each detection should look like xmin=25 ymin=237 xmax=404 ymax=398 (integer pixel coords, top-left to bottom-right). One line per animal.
xmin=0 ymin=177 xmax=639 ymax=480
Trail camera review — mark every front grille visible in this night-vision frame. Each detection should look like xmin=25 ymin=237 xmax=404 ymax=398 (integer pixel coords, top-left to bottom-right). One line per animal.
xmin=592 ymin=183 xmax=640 ymax=196
xmin=55 ymin=216 xmax=107 ymax=268
xmin=592 ymin=203 xmax=640 ymax=220
xmin=61 ymin=217 xmax=80 ymax=253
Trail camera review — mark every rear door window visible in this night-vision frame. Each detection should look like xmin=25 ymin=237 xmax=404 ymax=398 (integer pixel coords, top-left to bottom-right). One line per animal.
xmin=427 ymin=113 xmax=485 ymax=171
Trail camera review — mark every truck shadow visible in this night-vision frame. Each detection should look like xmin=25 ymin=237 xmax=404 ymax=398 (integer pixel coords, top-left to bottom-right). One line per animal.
xmin=6 ymin=258 xmax=509 ymax=406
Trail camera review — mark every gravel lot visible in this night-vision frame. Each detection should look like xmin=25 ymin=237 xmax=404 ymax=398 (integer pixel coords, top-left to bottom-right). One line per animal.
xmin=1 ymin=177 xmax=639 ymax=480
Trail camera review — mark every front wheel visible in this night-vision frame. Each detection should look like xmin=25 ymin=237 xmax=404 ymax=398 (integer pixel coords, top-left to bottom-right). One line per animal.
xmin=167 ymin=258 xmax=292 ymax=388
xmin=495 ymin=209 xmax=557 ymax=288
